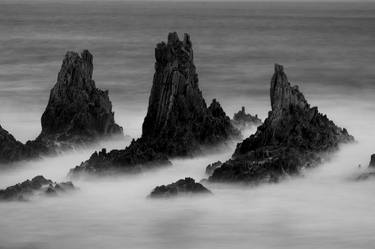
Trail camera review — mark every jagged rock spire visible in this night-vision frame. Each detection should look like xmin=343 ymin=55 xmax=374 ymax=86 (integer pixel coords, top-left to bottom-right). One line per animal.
xmin=141 ymin=32 xmax=238 ymax=155
xmin=0 ymin=50 xmax=123 ymax=165
xmin=209 ymin=64 xmax=353 ymax=183
xmin=39 ymin=50 xmax=123 ymax=143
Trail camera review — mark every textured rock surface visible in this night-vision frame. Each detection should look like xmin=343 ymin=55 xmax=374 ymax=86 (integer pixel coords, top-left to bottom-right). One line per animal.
xmin=149 ymin=177 xmax=211 ymax=198
xmin=0 ymin=50 xmax=123 ymax=164
xmin=209 ymin=64 xmax=354 ymax=184
xmin=38 ymin=50 xmax=123 ymax=145
xmin=355 ymin=154 xmax=375 ymax=180
xmin=0 ymin=125 xmax=32 ymax=163
xmin=142 ymin=33 xmax=238 ymax=156
xmin=70 ymin=32 xmax=239 ymax=176
xmin=0 ymin=175 xmax=75 ymax=201
xmin=206 ymin=161 xmax=222 ymax=175
xmin=232 ymin=106 xmax=262 ymax=130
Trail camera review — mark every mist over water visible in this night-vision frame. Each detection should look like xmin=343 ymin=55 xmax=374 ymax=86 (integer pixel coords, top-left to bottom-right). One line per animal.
xmin=0 ymin=1 xmax=375 ymax=249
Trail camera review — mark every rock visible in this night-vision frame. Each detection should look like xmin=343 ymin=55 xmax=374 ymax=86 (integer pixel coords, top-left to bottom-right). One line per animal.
xmin=149 ymin=177 xmax=211 ymax=198
xmin=0 ymin=175 xmax=75 ymax=201
xmin=232 ymin=106 xmax=262 ymax=130
xmin=142 ymin=33 xmax=239 ymax=156
xmin=0 ymin=50 xmax=123 ymax=164
xmin=369 ymin=154 xmax=375 ymax=167
xmin=70 ymin=32 xmax=239 ymax=176
xmin=355 ymin=154 xmax=375 ymax=180
xmin=38 ymin=50 xmax=123 ymax=145
xmin=206 ymin=161 xmax=222 ymax=175
xmin=209 ymin=64 xmax=354 ymax=183
xmin=70 ymin=141 xmax=172 ymax=175
xmin=0 ymin=125 xmax=35 ymax=163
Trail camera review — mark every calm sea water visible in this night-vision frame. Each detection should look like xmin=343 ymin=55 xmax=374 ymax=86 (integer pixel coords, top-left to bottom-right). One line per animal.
xmin=0 ymin=1 xmax=375 ymax=249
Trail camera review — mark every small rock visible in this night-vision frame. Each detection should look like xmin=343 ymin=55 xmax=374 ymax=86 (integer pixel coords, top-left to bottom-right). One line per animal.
xmin=149 ymin=177 xmax=212 ymax=198
xmin=0 ymin=176 xmax=75 ymax=201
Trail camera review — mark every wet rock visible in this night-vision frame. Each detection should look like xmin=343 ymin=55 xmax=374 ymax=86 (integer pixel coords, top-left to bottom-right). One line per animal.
xmin=70 ymin=32 xmax=239 ymax=176
xmin=0 ymin=50 xmax=123 ymax=164
xmin=206 ymin=161 xmax=222 ymax=175
xmin=0 ymin=175 xmax=75 ymax=201
xmin=149 ymin=177 xmax=211 ymax=198
xmin=209 ymin=64 xmax=354 ymax=183
xmin=232 ymin=106 xmax=262 ymax=130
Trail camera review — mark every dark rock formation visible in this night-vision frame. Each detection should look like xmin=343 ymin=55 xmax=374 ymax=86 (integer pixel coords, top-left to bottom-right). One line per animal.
xmin=141 ymin=33 xmax=239 ymax=156
xmin=209 ymin=64 xmax=354 ymax=184
xmin=369 ymin=154 xmax=375 ymax=168
xmin=0 ymin=125 xmax=34 ymax=163
xmin=70 ymin=32 xmax=239 ymax=176
xmin=0 ymin=175 xmax=75 ymax=201
xmin=70 ymin=143 xmax=171 ymax=175
xmin=149 ymin=177 xmax=211 ymax=198
xmin=206 ymin=161 xmax=222 ymax=175
xmin=232 ymin=106 xmax=262 ymax=130
xmin=0 ymin=50 xmax=123 ymax=164
xmin=38 ymin=50 xmax=122 ymax=145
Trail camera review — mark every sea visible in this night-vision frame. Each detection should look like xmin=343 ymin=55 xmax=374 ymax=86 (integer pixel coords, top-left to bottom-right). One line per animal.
xmin=0 ymin=1 xmax=375 ymax=249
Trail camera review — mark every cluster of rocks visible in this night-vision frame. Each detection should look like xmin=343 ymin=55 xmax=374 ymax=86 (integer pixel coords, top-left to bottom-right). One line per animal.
xmin=0 ymin=50 xmax=123 ymax=164
xmin=208 ymin=64 xmax=354 ymax=184
xmin=70 ymin=33 xmax=239 ymax=176
xmin=231 ymin=106 xmax=262 ymax=131
xmin=0 ymin=175 xmax=75 ymax=201
xmin=149 ymin=177 xmax=211 ymax=198
xmin=1 ymin=32 xmax=363 ymax=199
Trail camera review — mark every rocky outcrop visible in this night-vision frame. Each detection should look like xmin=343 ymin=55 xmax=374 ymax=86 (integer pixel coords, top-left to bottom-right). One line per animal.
xmin=206 ymin=161 xmax=222 ymax=175
xmin=209 ymin=64 xmax=354 ymax=184
xmin=70 ymin=32 xmax=239 ymax=176
xmin=38 ymin=50 xmax=123 ymax=145
xmin=0 ymin=50 xmax=123 ymax=164
xmin=0 ymin=175 xmax=75 ymax=201
xmin=369 ymin=154 xmax=375 ymax=168
xmin=0 ymin=125 xmax=33 ymax=163
xmin=232 ymin=107 xmax=262 ymax=130
xmin=141 ymin=33 xmax=239 ymax=156
xmin=149 ymin=177 xmax=211 ymax=198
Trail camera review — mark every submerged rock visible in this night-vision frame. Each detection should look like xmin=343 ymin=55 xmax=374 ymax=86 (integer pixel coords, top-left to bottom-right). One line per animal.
xmin=0 ymin=175 xmax=75 ymax=201
xmin=209 ymin=64 xmax=354 ymax=184
xmin=149 ymin=177 xmax=211 ymax=198
xmin=0 ymin=50 xmax=123 ymax=164
xmin=232 ymin=106 xmax=262 ymax=130
xmin=70 ymin=32 xmax=239 ymax=176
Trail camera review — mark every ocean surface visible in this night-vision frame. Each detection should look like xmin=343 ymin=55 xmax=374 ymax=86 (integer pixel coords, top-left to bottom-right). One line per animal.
xmin=0 ymin=1 xmax=375 ymax=249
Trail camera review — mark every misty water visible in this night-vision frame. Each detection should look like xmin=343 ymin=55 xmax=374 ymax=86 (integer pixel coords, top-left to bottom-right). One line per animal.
xmin=1 ymin=1 xmax=375 ymax=249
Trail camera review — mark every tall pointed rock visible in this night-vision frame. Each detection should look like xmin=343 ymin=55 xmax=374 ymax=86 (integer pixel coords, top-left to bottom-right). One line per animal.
xmin=209 ymin=64 xmax=354 ymax=183
xmin=0 ymin=50 xmax=123 ymax=165
xmin=70 ymin=32 xmax=239 ymax=175
xmin=38 ymin=50 xmax=123 ymax=144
